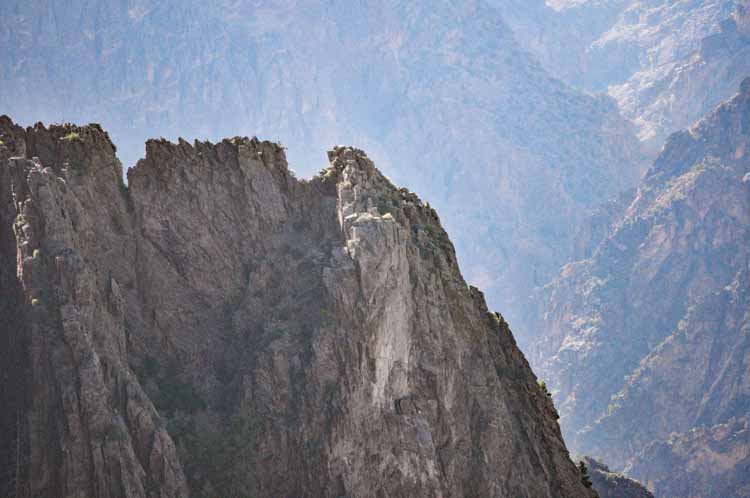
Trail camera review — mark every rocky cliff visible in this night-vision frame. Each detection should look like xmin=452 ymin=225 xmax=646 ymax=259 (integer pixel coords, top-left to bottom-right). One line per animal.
xmin=0 ymin=0 xmax=644 ymax=346
xmin=530 ymin=78 xmax=750 ymax=498
xmin=0 ymin=117 xmax=596 ymax=498
xmin=0 ymin=117 xmax=188 ymax=498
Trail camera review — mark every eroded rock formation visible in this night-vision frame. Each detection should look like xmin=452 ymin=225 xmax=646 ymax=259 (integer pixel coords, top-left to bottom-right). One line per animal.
xmin=0 ymin=0 xmax=646 ymax=347
xmin=0 ymin=117 xmax=595 ymax=498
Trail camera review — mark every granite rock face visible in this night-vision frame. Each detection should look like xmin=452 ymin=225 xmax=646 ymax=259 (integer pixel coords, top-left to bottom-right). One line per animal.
xmin=0 ymin=117 xmax=595 ymax=498
xmin=531 ymin=80 xmax=750 ymax=497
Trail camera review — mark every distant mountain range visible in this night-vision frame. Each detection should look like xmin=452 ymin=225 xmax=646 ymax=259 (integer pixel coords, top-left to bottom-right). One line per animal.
xmin=532 ymin=78 xmax=750 ymax=498
xmin=504 ymin=0 xmax=750 ymax=153
xmin=1 ymin=1 xmax=749 ymax=496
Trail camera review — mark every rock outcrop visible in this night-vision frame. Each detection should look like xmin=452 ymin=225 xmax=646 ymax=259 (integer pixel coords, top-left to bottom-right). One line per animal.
xmin=0 ymin=117 xmax=595 ymax=498
xmin=583 ymin=457 xmax=653 ymax=498
xmin=531 ymin=79 xmax=750 ymax=497
xmin=0 ymin=118 xmax=188 ymax=498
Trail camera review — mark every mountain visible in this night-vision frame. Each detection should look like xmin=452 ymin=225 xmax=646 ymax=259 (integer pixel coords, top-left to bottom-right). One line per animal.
xmin=531 ymin=79 xmax=750 ymax=497
xmin=610 ymin=0 xmax=750 ymax=153
xmin=500 ymin=0 xmax=733 ymax=92
xmin=495 ymin=0 xmax=631 ymax=89
xmin=506 ymin=0 xmax=748 ymax=157
xmin=626 ymin=416 xmax=750 ymax=498
xmin=0 ymin=0 xmax=644 ymax=341
xmin=582 ymin=0 xmax=735 ymax=91
xmin=0 ymin=116 xmax=596 ymax=498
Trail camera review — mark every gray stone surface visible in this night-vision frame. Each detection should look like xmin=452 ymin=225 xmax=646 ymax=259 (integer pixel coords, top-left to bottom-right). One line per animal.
xmin=0 ymin=118 xmax=596 ymax=498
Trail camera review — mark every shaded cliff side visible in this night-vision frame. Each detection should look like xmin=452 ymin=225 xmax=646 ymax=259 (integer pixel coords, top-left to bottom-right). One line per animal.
xmin=0 ymin=118 xmax=188 ymax=498
xmin=0 ymin=117 xmax=595 ymax=498
xmin=531 ymin=79 xmax=750 ymax=497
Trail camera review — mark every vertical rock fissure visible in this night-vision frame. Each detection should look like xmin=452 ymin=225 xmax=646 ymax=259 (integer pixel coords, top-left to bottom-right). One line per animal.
xmin=0 ymin=163 xmax=31 ymax=498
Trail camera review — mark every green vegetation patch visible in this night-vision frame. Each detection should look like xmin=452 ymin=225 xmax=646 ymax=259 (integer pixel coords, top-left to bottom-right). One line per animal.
xmin=177 ymin=411 xmax=261 ymax=498
xmin=136 ymin=356 xmax=206 ymax=417
xmin=579 ymin=460 xmax=593 ymax=488
xmin=538 ymin=380 xmax=552 ymax=398
xmin=60 ymin=131 xmax=82 ymax=141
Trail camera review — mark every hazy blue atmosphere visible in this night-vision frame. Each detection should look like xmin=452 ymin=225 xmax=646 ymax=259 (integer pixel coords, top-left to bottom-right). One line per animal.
xmin=1 ymin=1 xmax=749 ymax=497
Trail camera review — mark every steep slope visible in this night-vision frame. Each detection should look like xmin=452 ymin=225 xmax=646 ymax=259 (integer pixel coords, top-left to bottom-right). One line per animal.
xmin=493 ymin=0 xmax=630 ymax=89
xmin=503 ymin=0 xmax=732 ymax=92
xmin=580 ymin=268 xmax=750 ymax=498
xmin=0 ymin=118 xmax=33 ymax=498
xmin=0 ymin=0 xmax=644 ymax=342
xmin=578 ymin=268 xmax=750 ymax=469
xmin=584 ymin=0 xmax=735 ymax=91
xmin=0 ymin=117 xmax=595 ymax=498
xmin=531 ymin=79 xmax=750 ymax=497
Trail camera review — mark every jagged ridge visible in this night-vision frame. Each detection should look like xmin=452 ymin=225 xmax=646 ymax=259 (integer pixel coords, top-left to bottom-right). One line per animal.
xmin=0 ymin=117 xmax=595 ymax=498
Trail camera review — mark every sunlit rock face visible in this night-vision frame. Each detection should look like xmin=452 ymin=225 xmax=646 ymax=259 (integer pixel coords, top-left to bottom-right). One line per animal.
xmin=0 ymin=117 xmax=595 ymax=498
xmin=531 ymin=80 xmax=750 ymax=498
